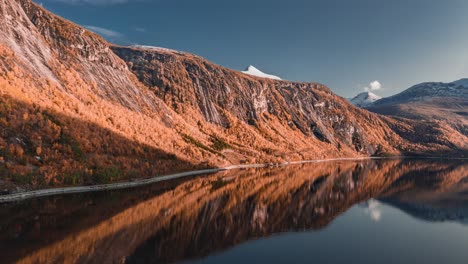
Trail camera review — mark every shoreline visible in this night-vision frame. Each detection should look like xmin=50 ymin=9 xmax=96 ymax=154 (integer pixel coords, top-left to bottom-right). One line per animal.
xmin=0 ymin=156 xmax=466 ymax=203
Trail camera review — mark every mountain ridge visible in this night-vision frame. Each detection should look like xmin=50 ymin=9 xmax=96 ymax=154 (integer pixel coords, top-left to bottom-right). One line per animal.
xmin=0 ymin=0 xmax=466 ymax=191
xmin=372 ymin=79 xmax=468 ymax=106
xmin=364 ymin=79 xmax=468 ymax=141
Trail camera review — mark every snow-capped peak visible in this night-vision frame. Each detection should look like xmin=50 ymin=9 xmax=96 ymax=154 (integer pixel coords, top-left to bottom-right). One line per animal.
xmin=241 ymin=65 xmax=282 ymax=80
xmin=349 ymin=92 xmax=382 ymax=107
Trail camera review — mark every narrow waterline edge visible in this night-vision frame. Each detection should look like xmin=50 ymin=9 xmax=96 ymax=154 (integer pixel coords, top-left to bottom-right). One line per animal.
xmin=0 ymin=156 xmax=465 ymax=203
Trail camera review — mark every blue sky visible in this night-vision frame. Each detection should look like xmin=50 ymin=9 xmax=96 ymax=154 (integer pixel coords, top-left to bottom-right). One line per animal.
xmin=38 ymin=0 xmax=468 ymax=97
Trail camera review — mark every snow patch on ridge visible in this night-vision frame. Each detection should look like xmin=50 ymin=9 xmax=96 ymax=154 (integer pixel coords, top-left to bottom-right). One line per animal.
xmin=242 ymin=65 xmax=282 ymax=80
xmin=451 ymin=78 xmax=468 ymax=88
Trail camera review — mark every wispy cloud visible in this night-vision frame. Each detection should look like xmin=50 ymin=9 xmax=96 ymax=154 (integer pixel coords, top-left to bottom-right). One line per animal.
xmin=363 ymin=80 xmax=382 ymax=92
xmin=84 ymin=25 xmax=123 ymax=38
xmin=135 ymin=27 xmax=147 ymax=33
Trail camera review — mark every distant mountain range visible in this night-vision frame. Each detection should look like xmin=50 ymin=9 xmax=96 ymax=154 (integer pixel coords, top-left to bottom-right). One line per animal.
xmin=350 ymin=78 xmax=468 ymax=107
xmin=0 ymin=0 xmax=466 ymax=191
xmin=350 ymin=79 xmax=468 ymax=139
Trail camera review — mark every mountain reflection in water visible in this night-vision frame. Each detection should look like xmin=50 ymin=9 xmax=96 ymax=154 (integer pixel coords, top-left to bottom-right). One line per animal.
xmin=0 ymin=159 xmax=467 ymax=264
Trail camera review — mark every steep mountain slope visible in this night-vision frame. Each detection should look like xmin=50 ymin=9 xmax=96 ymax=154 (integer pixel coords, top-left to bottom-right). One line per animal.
xmin=349 ymin=91 xmax=382 ymax=107
xmin=113 ymin=45 xmax=467 ymax=156
xmin=2 ymin=0 xmax=165 ymax=112
xmin=0 ymin=0 xmax=465 ymax=191
xmin=0 ymin=0 xmax=213 ymax=189
xmin=112 ymin=45 xmax=407 ymax=156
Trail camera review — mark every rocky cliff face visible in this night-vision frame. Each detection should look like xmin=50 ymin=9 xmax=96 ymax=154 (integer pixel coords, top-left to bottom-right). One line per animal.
xmin=0 ymin=0 xmax=207 ymax=189
xmin=0 ymin=0 xmax=465 ymax=190
xmin=112 ymin=46 xmax=405 ymax=155
xmin=1 ymin=0 xmax=165 ymax=112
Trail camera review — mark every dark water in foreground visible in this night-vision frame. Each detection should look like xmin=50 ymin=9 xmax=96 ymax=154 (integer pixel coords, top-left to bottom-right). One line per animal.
xmin=0 ymin=159 xmax=467 ymax=264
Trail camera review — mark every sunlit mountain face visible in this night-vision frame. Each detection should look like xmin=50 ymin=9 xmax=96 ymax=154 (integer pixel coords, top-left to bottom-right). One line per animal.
xmin=0 ymin=1 xmax=467 ymax=263
xmin=0 ymin=0 xmax=466 ymax=193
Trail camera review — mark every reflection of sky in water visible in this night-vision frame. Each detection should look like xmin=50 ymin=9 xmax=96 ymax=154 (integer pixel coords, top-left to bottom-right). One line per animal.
xmin=192 ymin=202 xmax=468 ymax=264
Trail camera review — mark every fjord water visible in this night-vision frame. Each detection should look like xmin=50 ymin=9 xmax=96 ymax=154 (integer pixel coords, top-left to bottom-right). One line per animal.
xmin=0 ymin=159 xmax=467 ymax=264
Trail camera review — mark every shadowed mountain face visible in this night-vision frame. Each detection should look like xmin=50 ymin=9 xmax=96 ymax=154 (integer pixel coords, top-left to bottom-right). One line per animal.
xmin=0 ymin=96 xmax=202 ymax=191
xmin=0 ymin=159 xmax=466 ymax=264
xmin=0 ymin=0 xmax=466 ymax=190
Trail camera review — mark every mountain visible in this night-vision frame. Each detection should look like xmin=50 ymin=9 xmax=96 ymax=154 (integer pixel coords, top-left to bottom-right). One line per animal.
xmin=241 ymin=65 xmax=282 ymax=80
xmin=367 ymin=79 xmax=468 ymax=140
xmin=112 ymin=44 xmax=407 ymax=155
xmin=113 ymin=44 xmax=468 ymax=156
xmin=451 ymin=78 xmax=468 ymax=89
xmin=0 ymin=0 xmax=465 ymax=191
xmin=113 ymin=45 xmax=427 ymax=160
xmin=0 ymin=0 xmax=207 ymax=189
xmin=349 ymin=91 xmax=382 ymax=107
xmin=372 ymin=79 xmax=468 ymax=106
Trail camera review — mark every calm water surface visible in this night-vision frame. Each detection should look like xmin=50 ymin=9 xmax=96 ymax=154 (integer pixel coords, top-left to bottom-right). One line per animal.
xmin=0 ymin=159 xmax=467 ymax=264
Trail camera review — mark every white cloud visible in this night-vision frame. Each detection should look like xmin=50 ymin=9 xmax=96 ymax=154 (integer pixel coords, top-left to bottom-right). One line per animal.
xmin=135 ymin=27 xmax=147 ymax=33
xmin=364 ymin=80 xmax=382 ymax=92
xmin=84 ymin=25 xmax=123 ymax=38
